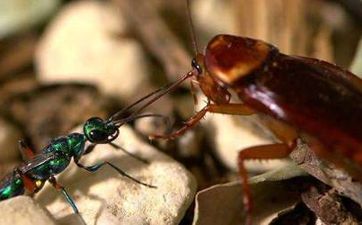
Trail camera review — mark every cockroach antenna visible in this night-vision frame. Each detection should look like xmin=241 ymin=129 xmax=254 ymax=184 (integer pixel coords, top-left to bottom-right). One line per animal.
xmin=187 ymin=0 xmax=199 ymax=55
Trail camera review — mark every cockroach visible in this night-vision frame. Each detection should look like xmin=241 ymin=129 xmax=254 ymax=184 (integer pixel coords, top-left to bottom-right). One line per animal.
xmin=149 ymin=0 xmax=362 ymax=224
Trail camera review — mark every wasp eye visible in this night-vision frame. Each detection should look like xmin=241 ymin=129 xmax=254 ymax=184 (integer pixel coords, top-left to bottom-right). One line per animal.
xmin=83 ymin=117 xmax=118 ymax=143
xmin=88 ymin=130 xmax=108 ymax=143
xmin=191 ymin=58 xmax=202 ymax=74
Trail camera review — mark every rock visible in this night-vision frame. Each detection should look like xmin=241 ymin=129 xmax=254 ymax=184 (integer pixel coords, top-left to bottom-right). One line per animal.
xmin=0 ymin=117 xmax=22 ymax=162
xmin=193 ymin=178 xmax=302 ymax=225
xmin=351 ymin=38 xmax=362 ymax=76
xmin=178 ymin=128 xmax=204 ymax=158
xmin=36 ymin=1 xmax=152 ymax=100
xmin=0 ymin=162 xmax=21 ymax=179
xmin=203 ymin=112 xmax=291 ymax=172
xmin=35 ymin=125 xmax=197 ymax=225
xmin=192 ymin=0 xmax=238 ymax=45
xmin=4 ymin=83 xmax=113 ymax=150
xmin=0 ymin=0 xmax=60 ymax=38
xmin=0 ymin=196 xmax=57 ymax=225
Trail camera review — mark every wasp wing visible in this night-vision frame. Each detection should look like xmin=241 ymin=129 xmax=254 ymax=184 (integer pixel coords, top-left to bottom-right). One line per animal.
xmin=17 ymin=152 xmax=57 ymax=174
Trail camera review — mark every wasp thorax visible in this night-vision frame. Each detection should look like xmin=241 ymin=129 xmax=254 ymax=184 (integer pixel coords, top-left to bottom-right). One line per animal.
xmin=83 ymin=117 xmax=118 ymax=143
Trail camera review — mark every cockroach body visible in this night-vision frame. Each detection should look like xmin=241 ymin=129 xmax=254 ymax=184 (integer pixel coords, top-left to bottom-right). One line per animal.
xmin=151 ymin=34 xmax=362 ymax=224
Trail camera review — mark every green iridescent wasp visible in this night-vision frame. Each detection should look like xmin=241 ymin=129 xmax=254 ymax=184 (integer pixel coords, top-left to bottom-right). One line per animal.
xmin=0 ymin=76 xmax=188 ymax=224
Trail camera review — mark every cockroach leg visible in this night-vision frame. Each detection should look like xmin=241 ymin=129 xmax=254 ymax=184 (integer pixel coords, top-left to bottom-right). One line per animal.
xmin=18 ymin=140 xmax=36 ymax=160
xmin=237 ymin=118 xmax=298 ymax=224
xmin=238 ymin=143 xmax=295 ymax=225
xmin=149 ymin=104 xmax=210 ymax=140
xmin=207 ymin=103 xmax=255 ymax=115
xmin=150 ymin=103 xmax=255 ymax=140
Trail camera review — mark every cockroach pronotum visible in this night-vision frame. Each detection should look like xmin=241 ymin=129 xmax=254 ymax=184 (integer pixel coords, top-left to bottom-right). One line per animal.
xmin=149 ymin=0 xmax=362 ymax=224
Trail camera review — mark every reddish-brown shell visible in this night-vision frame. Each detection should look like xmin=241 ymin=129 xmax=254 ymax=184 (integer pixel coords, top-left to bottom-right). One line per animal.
xmin=204 ymin=35 xmax=274 ymax=85
xmin=203 ymin=34 xmax=362 ymax=169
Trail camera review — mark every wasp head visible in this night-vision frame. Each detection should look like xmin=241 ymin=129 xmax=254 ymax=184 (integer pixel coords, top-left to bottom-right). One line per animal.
xmin=83 ymin=117 xmax=119 ymax=144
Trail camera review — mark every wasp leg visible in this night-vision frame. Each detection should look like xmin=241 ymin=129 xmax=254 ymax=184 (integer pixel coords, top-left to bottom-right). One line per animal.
xmin=75 ymin=160 xmax=156 ymax=188
xmin=83 ymin=143 xmax=96 ymax=155
xmin=48 ymin=176 xmax=86 ymax=225
xmin=109 ymin=143 xmax=149 ymax=164
xmin=18 ymin=140 xmax=36 ymax=160
xmin=83 ymin=142 xmax=149 ymax=165
xmin=15 ymin=168 xmax=43 ymax=194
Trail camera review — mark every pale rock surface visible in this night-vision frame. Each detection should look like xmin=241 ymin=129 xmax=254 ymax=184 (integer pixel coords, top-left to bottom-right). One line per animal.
xmin=193 ymin=179 xmax=300 ymax=225
xmin=196 ymin=97 xmax=291 ymax=172
xmin=192 ymin=0 xmax=238 ymax=46
xmin=0 ymin=0 xmax=60 ymax=38
xmin=351 ymin=39 xmax=362 ymax=76
xmin=0 ymin=196 xmax=57 ymax=225
xmin=36 ymin=1 xmax=151 ymax=99
xmin=35 ymin=125 xmax=197 ymax=225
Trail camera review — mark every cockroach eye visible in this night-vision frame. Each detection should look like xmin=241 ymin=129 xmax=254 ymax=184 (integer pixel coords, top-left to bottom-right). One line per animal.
xmin=191 ymin=58 xmax=202 ymax=74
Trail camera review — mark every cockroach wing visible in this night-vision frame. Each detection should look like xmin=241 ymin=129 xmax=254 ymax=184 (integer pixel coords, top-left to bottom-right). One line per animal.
xmin=237 ymin=54 xmax=362 ymax=164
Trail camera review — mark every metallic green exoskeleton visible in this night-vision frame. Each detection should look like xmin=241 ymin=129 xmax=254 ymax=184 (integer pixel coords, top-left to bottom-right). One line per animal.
xmin=0 ymin=172 xmax=24 ymax=200
xmin=0 ymin=117 xmax=120 ymax=197
xmin=0 ymin=113 xmax=162 ymax=223
xmin=0 ymin=75 xmax=179 ymax=222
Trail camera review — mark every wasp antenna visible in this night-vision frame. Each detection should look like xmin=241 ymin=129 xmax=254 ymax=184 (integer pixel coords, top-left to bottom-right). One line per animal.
xmin=112 ymin=71 xmax=195 ymax=126
xmin=187 ymin=0 xmax=199 ymax=55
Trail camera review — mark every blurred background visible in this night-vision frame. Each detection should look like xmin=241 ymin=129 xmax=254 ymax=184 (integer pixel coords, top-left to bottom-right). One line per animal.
xmin=0 ymin=0 xmax=361 ymax=224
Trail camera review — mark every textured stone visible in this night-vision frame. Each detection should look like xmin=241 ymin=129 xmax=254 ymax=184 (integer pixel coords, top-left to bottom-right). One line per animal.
xmin=0 ymin=196 xmax=57 ymax=225
xmin=36 ymin=1 xmax=151 ymax=100
xmin=0 ymin=0 xmax=59 ymax=38
xmin=200 ymin=101 xmax=291 ymax=172
xmin=36 ymin=125 xmax=197 ymax=225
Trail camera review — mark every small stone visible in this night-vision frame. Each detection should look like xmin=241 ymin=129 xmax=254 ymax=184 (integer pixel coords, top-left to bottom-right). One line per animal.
xmin=134 ymin=112 xmax=171 ymax=137
xmin=178 ymin=128 xmax=204 ymax=158
xmin=35 ymin=125 xmax=197 ymax=225
xmin=4 ymin=84 xmax=112 ymax=150
xmin=0 ymin=196 xmax=57 ymax=225
xmin=0 ymin=0 xmax=60 ymax=38
xmin=203 ymin=112 xmax=291 ymax=172
xmin=351 ymin=39 xmax=362 ymax=76
xmin=193 ymin=178 xmax=301 ymax=225
xmin=36 ymin=1 xmax=152 ymax=100
xmin=192 ymin=0 xmax=238 ymax=43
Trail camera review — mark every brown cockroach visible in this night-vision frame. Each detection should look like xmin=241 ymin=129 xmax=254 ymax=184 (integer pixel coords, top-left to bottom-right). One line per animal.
xmin=148 ymin=1 xmax=362 ymax=224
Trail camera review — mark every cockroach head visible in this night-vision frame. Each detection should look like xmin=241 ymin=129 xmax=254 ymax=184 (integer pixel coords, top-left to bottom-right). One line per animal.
xmin=204 ymin=35 xmax=273 ymax=85
xmin=191 ymin=53 xmax=205 ymax=76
